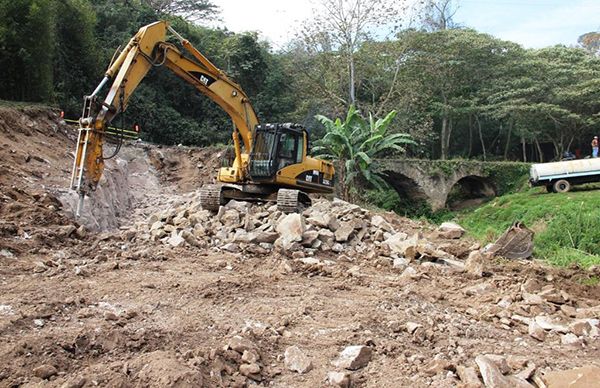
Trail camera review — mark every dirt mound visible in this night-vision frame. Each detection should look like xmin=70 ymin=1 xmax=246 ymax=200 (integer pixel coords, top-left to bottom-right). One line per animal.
xmin=146 ymin=145 xmax=226 ymax=191
xmin=0 ymin=106 xmax=225 ymax=233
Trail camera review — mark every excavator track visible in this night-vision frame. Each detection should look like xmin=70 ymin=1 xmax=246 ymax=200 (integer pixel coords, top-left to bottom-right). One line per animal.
xmin=199 ymin=185 xmax=223 ymax=211
xmin=277 ymin=188 xmax=310 ymax=213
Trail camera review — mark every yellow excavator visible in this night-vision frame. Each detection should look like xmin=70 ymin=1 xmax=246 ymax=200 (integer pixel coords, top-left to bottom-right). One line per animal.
xmin=70 ymin=21 xmax=334 ymax=216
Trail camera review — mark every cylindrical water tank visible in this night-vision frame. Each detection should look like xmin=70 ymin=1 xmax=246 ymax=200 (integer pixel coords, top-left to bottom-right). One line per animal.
xmin=530 ymin=158 xmax=600 ymax=183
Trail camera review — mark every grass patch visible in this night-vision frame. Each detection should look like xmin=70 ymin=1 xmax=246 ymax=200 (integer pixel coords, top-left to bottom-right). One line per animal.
xmin=581 ymin=276 xmax=599 ymax=286
xmin=455 ymin=184 xmax=600 ymax=268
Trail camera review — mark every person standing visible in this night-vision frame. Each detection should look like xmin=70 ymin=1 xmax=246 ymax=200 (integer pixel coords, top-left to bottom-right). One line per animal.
xmin=593 ymin=136 xmax=599 ymax=158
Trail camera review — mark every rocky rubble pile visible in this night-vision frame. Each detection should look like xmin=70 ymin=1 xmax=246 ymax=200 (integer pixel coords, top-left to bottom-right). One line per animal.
xmin=129 ymin=194 xmax=473 ymax=267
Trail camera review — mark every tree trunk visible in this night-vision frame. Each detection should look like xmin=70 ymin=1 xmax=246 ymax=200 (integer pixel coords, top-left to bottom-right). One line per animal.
xmin=521 ymin=135 xmax=526 ymax=162
xmin=338 ymin=160 xmax=348 ymax=200
xmin=348 ymin=54 xmax=356 ymax=106
xmin=535 ymin=138 xmax=544 ymax=162
xmin=552 ymin=139 xmax=560 ymax=161
xmin=476 ymin=115 xmax=486 ymax=161
xmin=441 ymin=115 xmax=451 ymax=160
xmin=566 ymin=134 xmax=574 ymax=153
xmin=447 ymin=118 xmax=453 ymax=158
xmin=503 ymin=120 xmax=512 ymax=160
xmin=468 ymin=115 xmax=473 ymax=158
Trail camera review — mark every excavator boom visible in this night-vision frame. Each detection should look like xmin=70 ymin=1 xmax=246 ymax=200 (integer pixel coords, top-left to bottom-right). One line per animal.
xmin=70 ymin=21 xmax=258 ymax=214
xmin=71 ymin=21 xmax=334 ymax=216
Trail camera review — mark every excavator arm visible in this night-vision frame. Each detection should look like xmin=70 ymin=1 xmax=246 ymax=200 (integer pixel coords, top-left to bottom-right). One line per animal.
xmin=70 ymin=21 xmax=258 ymax=215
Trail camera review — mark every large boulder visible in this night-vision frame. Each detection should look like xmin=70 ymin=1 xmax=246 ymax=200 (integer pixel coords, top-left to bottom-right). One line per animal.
xmin=437 ymin=222 xmax=465 ymax=239
xmin=383 ymin=233 xmax=416 ymax=259
xmin=335 ymin=222 xmax=355 ymax=242
xmin=276 ymin=213 xmax=305 ymax=251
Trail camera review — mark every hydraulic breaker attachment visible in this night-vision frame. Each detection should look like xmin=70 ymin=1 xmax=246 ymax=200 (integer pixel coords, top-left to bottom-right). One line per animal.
xmin=70 ymin=96 xmax=106 ymax=217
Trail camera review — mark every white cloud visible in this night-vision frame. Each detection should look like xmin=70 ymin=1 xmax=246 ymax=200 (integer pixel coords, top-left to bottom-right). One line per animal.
xmin=210 ymin=0 xmax=314 ymax=48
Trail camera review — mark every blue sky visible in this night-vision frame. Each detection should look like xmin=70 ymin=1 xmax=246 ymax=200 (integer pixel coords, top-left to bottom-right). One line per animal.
xmin=454 ymin=0 xmax=600 ymax=48
xmin=213 ymin=0 xmax=600 ymax=49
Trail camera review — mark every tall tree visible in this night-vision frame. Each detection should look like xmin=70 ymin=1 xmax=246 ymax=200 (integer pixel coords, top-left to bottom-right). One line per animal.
xmin=0 ymin=0 xmax=55 ymax=102
xmin=54 ymin=0 xmax=100 ymax=115
xmin=299 ymin=0 xmax=408 ymax=107
xmin=396 ymin=29 xmax=519 ymax=159
xmin=578 ymin=32 xmax=600 ymax=56
xmin=420 ymin=0 xmax=459 ymax=31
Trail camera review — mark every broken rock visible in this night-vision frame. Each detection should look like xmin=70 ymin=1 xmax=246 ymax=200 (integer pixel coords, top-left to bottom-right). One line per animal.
xmin=327 ymin=371 xmax=352 ymax=387
xmin=534 ymin=315 xmax=569 ymax=333
xmin=465 ymin=250 xmax=484 ymax=277
xmin=167 ymin=231 xmax=186 ymax=248
xmin=334 ymin=345 xmax=372 ymax=370
xmin=276 ymin=213 xmax=305 ymax=248
xmin=560 ymin=333 xmax=584 ymax=347
xmin=422 ymin=359 xmax=454 ymax=376
xmin=569 ymin=320 xmax=593 ymax=337
xmin=456 ymin=365 xmax=483 ymax=388
xmin=228 ymin=336 xmax=257 ymax=354
xmin=528 ymin=321 xmax=546 ymax=342
xmin=334 ymin=222 xmax=354 ymax=242
xmin=437 ymin=222 xmax=465 ymax=239
xmin=542 ymin=365 xmax=600 ymax=388
xmin=239 ymin=362 xmax=261 ymax=377
xmin=33 ymin=364 xmax=58 ymax=380
xmin=371 ymin=214 xmax=392 ymax=231
xmin=475 ymin=355 xmax=534 ymax=388
xmin=242 ymin=350 xmax=260 ymax=364
xmin=284 ymin=346 xmax=313 ymax=374
xmin=383 ymin=233 xmax=415 ymax=259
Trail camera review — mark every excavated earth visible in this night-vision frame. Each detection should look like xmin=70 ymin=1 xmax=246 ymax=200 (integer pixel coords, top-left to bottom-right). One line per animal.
xmin=0 ymin=106 xmax=599 ymax=388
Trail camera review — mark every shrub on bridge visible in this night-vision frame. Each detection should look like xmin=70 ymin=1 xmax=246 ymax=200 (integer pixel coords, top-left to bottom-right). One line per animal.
xmin=481 ymin=162 xmax=531 ymax=195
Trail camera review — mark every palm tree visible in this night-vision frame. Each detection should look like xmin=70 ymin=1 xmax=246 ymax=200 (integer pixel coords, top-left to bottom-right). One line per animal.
xmin=314 ymin=105 xmax=415 ymax=199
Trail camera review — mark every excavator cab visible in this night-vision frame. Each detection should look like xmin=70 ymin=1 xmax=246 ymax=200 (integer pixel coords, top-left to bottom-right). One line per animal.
xmin=249 ymin=123 xmax=306 ymax=179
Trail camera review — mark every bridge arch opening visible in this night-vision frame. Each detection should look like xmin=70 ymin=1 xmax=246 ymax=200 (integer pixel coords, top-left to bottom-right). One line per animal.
xmin=447 ymin=175 xmax=496 ymax=210
xmin=380 ymin=171 xmax=430 ymax=214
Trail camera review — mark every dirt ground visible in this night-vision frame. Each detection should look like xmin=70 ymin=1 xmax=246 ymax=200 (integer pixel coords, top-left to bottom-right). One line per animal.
xmin=0 ymin=107 xmax=599 ymax=387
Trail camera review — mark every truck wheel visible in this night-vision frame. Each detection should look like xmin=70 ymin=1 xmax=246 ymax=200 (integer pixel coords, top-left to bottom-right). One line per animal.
xmin=553 ymin=179 xmax=571 ymax=193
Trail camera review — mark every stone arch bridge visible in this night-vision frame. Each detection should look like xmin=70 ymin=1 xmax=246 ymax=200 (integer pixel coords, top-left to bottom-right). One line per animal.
xmin=373 ymin=159 xmax=530 ymax=211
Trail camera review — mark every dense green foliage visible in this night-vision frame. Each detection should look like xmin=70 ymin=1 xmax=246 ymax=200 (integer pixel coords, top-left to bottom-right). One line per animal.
xmin=0 ymin=0 xmax=55 ymax=102
xmin=292 ymin=28 xmax=600 ymax=161
xmin=455 ymin=186 xmax=600 ymax=268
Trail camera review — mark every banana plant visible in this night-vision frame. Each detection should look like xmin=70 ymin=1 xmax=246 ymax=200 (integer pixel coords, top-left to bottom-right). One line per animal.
xmin=314 ymin=105 xmax=415 ymax=198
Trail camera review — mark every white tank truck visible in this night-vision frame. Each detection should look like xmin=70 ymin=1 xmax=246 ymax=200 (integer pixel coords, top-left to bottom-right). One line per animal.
xmin=529 ymin=158 xmax=600 ymax=193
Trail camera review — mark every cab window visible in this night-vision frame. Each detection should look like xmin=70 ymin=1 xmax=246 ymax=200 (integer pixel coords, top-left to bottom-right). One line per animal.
xmin=278 ymin=132 xmax=301 ymax=169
